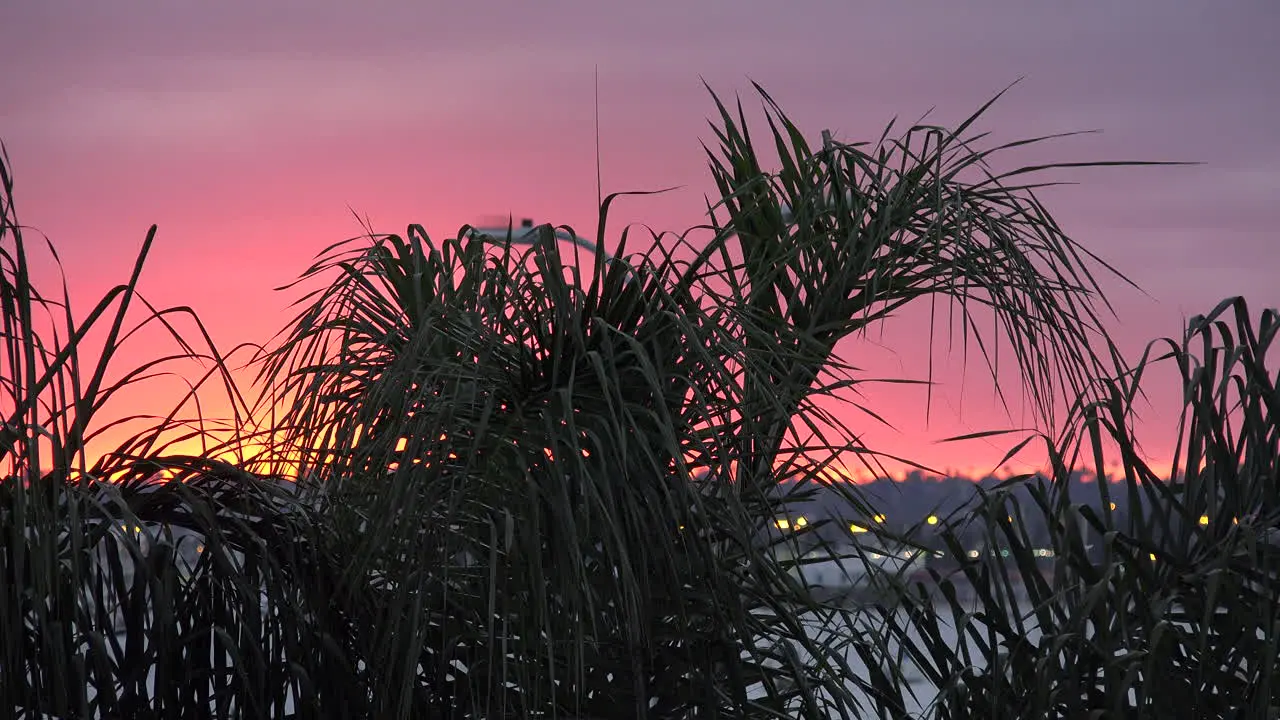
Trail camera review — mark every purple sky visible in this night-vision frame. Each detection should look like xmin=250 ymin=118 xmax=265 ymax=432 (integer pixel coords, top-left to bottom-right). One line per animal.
xmin=3 ymin=2 xmax=1278 ymax=475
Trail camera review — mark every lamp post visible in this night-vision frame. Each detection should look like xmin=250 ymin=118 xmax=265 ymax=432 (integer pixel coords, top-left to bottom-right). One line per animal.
xmin=465 ymin=216 xmax=602 ymax=256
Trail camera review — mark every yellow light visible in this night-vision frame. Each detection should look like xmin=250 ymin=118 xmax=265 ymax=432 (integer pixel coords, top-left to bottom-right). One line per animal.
xmin=873 ymin=514 xmax=886 ymax=523
xmin=1199 ymin=515 xmax=1210 ymax=526
xmin=1109 ymin=502 xmax=1117 ymax=511
xmin=677 ymin=525 xmax=685 ymax=531
xmin=926 ymin=515 xmax=938 ymax=525
xmin=850 ymin=524 xmax=868 ymax=534
xmin=1149 ymin=553 xmax=1157 ymax=561
xmin=1233 ymin=517 xmax=1239 ymax=525
xmin=775 ymin=519 xmax=791 ymax=530
xmin=794 ymin=516 xmax=809 ymax=528
xmin=196 ymin=544 xmax=205 ymax=554
xmin=1007 ymin=516 xmax=1014 ymax=523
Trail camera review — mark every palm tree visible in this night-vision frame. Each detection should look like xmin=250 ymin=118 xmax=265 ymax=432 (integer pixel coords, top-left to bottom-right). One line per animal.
xmin=254 ymin=82 xmax=1145 ymax=718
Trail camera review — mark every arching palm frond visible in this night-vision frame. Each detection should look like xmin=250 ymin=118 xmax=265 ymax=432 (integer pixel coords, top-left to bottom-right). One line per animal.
xmin=698 ymin=82 xmax=1173 ymax=483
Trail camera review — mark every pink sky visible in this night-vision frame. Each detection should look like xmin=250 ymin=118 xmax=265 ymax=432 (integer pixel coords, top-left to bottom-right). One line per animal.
xmin=3 ymin=2 xmax=1278 ymax=477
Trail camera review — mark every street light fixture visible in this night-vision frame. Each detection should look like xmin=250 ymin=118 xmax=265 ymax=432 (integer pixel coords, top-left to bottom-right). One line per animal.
xmin=465 ymin=216 xmax=603 ymax=256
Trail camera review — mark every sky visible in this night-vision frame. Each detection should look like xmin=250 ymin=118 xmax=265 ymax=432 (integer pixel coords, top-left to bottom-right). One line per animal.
xmin=2 ymin=2 xmax=1278 ymax=478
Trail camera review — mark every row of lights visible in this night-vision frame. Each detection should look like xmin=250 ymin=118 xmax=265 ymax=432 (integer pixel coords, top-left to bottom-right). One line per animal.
xmin=772 ymin=511 xmax=1226 ymax=534
xmin=775 ymin=513 xmax=947 ymax=533
xmin=965 ymin=548 xmax=1056 ymax=559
